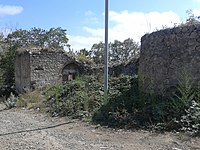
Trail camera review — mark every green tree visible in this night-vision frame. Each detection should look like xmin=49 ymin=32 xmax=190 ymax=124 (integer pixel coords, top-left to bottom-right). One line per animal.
xmin=110 ymin=40 xmax=122 ymax=63
xmin=110 ymin=38 xmax=140 ymax=63
xmin=6 ymin=27 xmax=69 ymax=49
xmin=90 ymin=41 xmax=106 ymax=64
xmin=90 ymin=38 xmax=140 ymax=65
xmin=45 ymin=27 xmax=69 ymax=49
xmin=0 ymin=33 xmax=6 ymax=89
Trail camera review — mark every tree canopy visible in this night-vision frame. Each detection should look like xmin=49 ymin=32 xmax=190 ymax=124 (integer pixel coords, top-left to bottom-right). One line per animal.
xmin=6 ymin=27 xmax=69 ymax=49
xmin=87 ymin=38 xmax=140 ymax=65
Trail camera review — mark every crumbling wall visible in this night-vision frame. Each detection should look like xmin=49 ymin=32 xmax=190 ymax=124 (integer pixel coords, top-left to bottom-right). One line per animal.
xmin=15 ymin=49 xmax=73 ymax=92
xmin=139 ymin=24 xmax=200 ymax=95
xmin=15 ymin=51 xmax=31 ymax=92
xmin=29 ymin=50 xmax=70 ymax=90
xmin=109 ymin=58 xmax=139 ymax=77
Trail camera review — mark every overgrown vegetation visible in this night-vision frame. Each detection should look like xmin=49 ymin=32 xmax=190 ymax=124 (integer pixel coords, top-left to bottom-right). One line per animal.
xmin=45 ymin=76 xmax=104 ymax=118
xmin=17 ymin=90 xmax=45 ymax=110
xmin=43 ymin=73 xmax=200 ymax=135
xmin=172 ymin=71 xmax=200 ymax=135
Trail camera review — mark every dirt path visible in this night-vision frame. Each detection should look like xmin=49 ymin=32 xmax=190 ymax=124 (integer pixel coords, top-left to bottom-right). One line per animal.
xmin=0 ymin=103 xmax=199 ymax=150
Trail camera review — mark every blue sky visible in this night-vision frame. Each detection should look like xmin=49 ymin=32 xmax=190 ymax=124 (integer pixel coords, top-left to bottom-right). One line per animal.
xmin=0 ymin=0 xmax=200 ymax=51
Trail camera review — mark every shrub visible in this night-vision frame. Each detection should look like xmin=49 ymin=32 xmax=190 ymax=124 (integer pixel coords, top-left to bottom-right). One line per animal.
xmin=17 ymin=90 xmax=44 ymax=110
xmin=44 ymin=76 xmax=104 ymax=118
xmin=172 ymin=70 xmax=195 ymax=116
xmin=171 ymin=71 xmax=200 ymax=134
xmin=92 ymin=75 xmax=142 ymax=128
xmin=4 ymin=92 xmax=18 ymax=109
xmin=43 ymin=72 xmax=199 ymax=134
xmin=179 ymin=100 xmax=200 ymax=135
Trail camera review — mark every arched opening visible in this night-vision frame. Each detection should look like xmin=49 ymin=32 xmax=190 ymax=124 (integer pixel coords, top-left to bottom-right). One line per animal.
xmin=61 ymin=63 xmax=80 ymax=83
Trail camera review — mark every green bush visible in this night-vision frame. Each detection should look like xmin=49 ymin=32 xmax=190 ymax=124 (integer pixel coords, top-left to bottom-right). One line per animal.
xmin=4 ymin=92 xmax=18 ymax=109
xmin=43 ymin=72 xmax=199 ymax=134
xmin=93 ymin=76 xmax=173 ymax=129
xmin=17 ymin=90 xmax=44 ymax=110
xmin=45 ymin=76 xmax=104 ymax=118
xmin=179 ymin=100 xmax=200 ymax=135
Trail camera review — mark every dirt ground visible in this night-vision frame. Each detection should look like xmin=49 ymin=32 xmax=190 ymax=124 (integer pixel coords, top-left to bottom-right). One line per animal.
xmin=0 ymin=102 xmax=199 ymax=150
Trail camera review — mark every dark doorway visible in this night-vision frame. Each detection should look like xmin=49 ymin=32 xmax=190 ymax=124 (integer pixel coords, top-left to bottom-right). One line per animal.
xmin=62 ymin=63 xmax=80 ymax=83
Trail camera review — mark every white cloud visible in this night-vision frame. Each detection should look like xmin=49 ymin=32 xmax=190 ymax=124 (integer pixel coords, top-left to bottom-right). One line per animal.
xmin=192 ymin=8 xmax=200 ymax=16
xmin=193 ymin=0 xmax=200 ymax=3
xmin=69 ymin=10 xmax=182 ymax=51
xmin=68 ymin=35 xmax=102 ymax=51
xmin=84 ymin=10 xmax=99 ymax=24
xmin=84 ymin=10 xmax=96 ymax=17
xmin=0 ymin=5 xmax=23 ymax=17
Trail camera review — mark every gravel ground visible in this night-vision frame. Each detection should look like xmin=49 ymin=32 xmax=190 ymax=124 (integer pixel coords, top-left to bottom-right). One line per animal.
xmin=0 ymin=103 xmax=199 ymax=150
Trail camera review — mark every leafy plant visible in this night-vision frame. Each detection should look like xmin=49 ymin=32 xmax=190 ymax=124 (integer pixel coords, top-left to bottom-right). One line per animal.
xmin=4 ymin=92 xmax=18 ymax=109
xmin=45 ymin=75 xmax=104 ymax=118
xmin=17 ymin=90 xmax=44 ymax=110
xmin=171 ymin=70 xmax=195 ymax=119
xmin=179 ymin=100 xmax=200 ymax=135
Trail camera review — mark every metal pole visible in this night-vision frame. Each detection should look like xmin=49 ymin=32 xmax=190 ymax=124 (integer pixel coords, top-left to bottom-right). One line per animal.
xmin=104 ymin=0 xmax=109 ymax=96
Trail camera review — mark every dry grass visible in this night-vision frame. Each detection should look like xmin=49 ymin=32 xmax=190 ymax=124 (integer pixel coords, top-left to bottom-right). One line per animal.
xmin=17 ymin=90 xmax=45 ymax=110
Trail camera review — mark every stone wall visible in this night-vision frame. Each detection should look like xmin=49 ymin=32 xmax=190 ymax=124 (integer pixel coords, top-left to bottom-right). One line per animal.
xmin=15 ymin=51 xmax=31 ymax=92
xmin=15 ymin=49 xmax=73 ymax=92
xmin=109 ymin=58 xmax=139 ymax=77
xmin=139 ymin=24 xmax=200 ymax=95
xmin=29 ymin=50 xmax=71 ymax=90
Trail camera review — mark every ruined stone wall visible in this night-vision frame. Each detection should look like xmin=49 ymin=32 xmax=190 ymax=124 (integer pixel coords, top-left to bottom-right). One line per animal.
xmin=15 ymin=49 xmax=73 ymax=92
xmin=139 ymin=24 xmax=200 ymax=95
xmin=29 ymin=50 xmax=70 ymax=90
xmin=15 ymin=51 xmax=31 ymax=92
xmin=109 ymin=58 xmax=139 ymax=77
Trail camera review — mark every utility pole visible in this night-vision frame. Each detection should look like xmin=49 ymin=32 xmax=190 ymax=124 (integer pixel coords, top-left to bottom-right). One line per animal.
xmin=104 ymin=0 xmax=109 ymax=96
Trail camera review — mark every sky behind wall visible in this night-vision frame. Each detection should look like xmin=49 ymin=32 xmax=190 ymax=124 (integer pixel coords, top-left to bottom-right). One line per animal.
xmin=0 ymin=0 xmax=200 ymax=50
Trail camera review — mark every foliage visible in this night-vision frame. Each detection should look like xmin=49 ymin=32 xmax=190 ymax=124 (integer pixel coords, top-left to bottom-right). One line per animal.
xmin=171 ymin=70 xmax=195 ymax=118
xmin=179 ymin=100 xmax=200 ymax=135
xmin=92 ymin=71 xmax=200 ymax=134
xmin=77 ymin=48 xmax=94 ymax=65
xmin=92 ymin=75 xmax=140 ymax=128
xmin=92 ymin=76 xmax=174 ymax=129
xmin=43 ymin=71 xmax=199 ymax=134
xmin=6 ymin=27 xmax=69 ymax=49
xmin=45 ymin=76 xmax=104 ymax=118
xmin=0 ymin=35 xmax=16 ymax=97
xmin=170 ymin=71 xmax=200 ymax=134
xmin=17 ymin=90 xmax=44 ymax=110
xmin=89 ymin=38 xmax=140 ymax=65
xmin=90 ymin=41 xmax=105 ymax=64
xmin=44 ymin=75 xmax=137 ymax=121
xmin=3 ymin=92 xmax=18 ymax=109
xmin=0 ymin=46 xmax=16 ymax=87
xmin=10 ymin=65 xmax=197 ymax=135
xmin=110 ymin=38 xmax=140 ymax=63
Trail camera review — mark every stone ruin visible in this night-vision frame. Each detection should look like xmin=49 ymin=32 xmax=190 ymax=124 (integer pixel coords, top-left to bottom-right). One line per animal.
xmin=16 ymin=24 xmax=200 ymax=95
xmin=109 ymin=58 xmax=139 ymax=77
xmin=15 ymin=48 xmax=85 ymax=93
xmin=139 ymin=24 xmax=200 ymax=95
xmin=14 ymin=47 xmax=139 ymax=93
